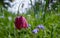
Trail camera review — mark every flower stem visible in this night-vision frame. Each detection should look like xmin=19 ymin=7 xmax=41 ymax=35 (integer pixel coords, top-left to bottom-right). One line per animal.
xmin=51 ymin=25 xmax=54 ymax=38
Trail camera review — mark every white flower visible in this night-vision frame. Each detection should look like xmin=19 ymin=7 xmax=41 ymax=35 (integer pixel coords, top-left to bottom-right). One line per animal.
xmin=0 ymin=16 xmax=4 ymax=18
xmin=4 ymin=0 xmax=32 ymax=14
xmin=8 ymin=16 xmax=12 ymax=21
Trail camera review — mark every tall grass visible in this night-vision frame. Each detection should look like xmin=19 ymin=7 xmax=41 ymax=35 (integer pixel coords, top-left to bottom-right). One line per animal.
xmin=0 ymin=6 xmax=60 ymax=38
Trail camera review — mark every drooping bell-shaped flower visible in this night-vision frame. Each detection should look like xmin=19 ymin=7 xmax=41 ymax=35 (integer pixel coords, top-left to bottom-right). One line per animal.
xmin=14 ymin=16 xmax=28 ymax=30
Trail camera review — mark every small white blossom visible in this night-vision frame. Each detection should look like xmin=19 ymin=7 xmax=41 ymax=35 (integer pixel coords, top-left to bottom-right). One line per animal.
xmin=0 ymin=16 xmax=4 ymax=18
xmin=8 ymin=16 xmax=12 ymax=21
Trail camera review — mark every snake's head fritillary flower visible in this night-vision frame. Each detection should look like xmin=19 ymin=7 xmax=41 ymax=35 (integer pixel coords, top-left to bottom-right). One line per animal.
xmin=37 ymin=24 xmax=45 ymax=30
xmin=14 ymin=16 xmax=28 ymax=30
xmin=32 ymin=28 xmax=39 ymax=34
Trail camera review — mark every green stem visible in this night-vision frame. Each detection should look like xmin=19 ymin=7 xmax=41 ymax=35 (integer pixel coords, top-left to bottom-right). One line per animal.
xmin=51 ymin=25 xmax=54 ymax=38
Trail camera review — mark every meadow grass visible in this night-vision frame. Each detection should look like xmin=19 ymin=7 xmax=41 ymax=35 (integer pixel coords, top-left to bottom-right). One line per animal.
xmin=0 ymin=6 xmax=60 ymax=38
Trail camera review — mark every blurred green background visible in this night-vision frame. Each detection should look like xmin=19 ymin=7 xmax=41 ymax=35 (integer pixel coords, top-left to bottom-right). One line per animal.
xmin=0 ymin=0 xmax=60 ymax=38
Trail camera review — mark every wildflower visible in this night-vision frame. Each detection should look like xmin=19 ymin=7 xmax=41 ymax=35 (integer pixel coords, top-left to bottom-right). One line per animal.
xmin=53 ymin=0 xmax=56 ymax=3
xmin=0 ymin=16 xmax=4 ymax=18
xmin=37 ymin=24 xmax=44 ymax=30
xmin=32 ymin=28 xmax=39 ymax=34
xmin=14 ymin=16 xmax=28 ymax=30
xmin=8 ymin=16 xmax=12 ymax=21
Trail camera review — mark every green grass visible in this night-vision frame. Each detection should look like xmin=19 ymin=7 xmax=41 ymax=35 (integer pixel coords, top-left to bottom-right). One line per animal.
xmin=0 ymin=7 xmax=60 ymax=38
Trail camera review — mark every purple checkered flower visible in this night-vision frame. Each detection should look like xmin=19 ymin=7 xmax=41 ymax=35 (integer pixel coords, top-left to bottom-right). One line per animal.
xmin=32 ymin=28 xmax=39 ymax=34
xmin=37 ymin=24 xmax=45 ymax=30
